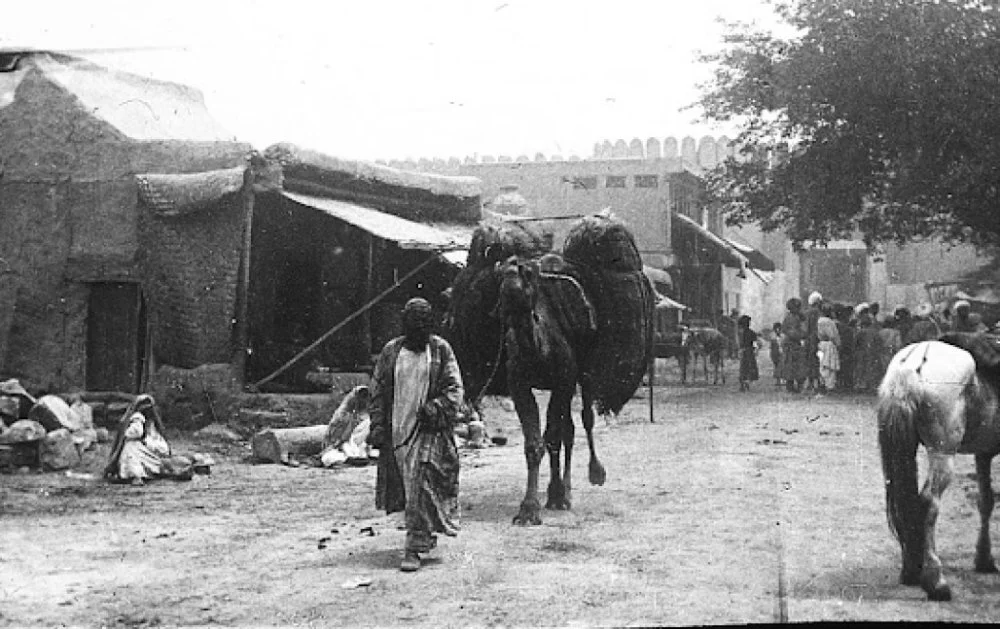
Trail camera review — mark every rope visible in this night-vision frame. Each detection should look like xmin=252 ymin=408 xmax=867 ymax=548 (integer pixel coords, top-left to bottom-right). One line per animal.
xmin=472 ymin=323 xmax=507 ymax=409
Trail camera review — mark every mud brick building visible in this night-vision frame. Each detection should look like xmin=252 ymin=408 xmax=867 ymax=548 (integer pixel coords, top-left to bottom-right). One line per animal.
xmin=0 ymin=53 xmax=480 ymax=395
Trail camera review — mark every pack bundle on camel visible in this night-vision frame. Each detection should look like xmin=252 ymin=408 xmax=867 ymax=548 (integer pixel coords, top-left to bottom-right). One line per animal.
xmin=446 ymin=214 xmax=654 ymax=525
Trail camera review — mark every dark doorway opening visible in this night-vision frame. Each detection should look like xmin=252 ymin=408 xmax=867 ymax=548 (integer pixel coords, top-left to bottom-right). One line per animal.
xmin=86 ymin=282 xmax=145 ymax=393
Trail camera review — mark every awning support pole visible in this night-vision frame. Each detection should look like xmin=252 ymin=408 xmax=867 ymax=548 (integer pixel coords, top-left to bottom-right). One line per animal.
xmin=251 ymin=254 xmax=437 ymax=390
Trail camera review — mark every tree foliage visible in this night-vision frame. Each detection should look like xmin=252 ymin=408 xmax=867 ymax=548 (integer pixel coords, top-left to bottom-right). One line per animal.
xmin=698 ymin=0 xmax=1000 ymax=250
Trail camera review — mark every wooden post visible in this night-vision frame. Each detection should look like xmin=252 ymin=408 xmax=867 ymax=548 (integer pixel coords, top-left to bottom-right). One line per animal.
xmin=360 ymin=233 xmax=374 ymax=361
xmin=232 ymin=169 xmax=255 ymax=386
xmin=648 ymin=353 xmax=655 ymax=424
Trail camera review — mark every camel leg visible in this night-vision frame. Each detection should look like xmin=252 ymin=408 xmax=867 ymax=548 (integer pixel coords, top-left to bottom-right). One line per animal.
xmin=544 ymin=387 xmax=570 ymax=510
xmin=920 ymin=451 xmax=955 ymax=601
xmin=581 ymin=384 xmax=606 ymax=486
xmin=974 ymin=453 xmax=999 ymax=573
xmin=511 ymin=381 xmax=543 ymax=526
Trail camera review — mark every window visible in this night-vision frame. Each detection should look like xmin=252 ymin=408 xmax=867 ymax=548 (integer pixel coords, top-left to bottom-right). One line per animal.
xmin=564 ymin=175 xmax=597 ymax=190
xmin=635 ymin=174 xmax=658 ymax=188
xmin=605 ymin=175 xmax=627 ymax=189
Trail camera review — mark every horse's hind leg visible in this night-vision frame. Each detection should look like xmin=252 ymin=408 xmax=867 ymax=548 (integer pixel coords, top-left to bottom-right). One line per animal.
xmin=581 ymin=383 xmax=606 ymax=486
xmin=544 ymin=388 xmax=571 ymax=510
xmin=974 ymin=453 xmax=999 ymax=573
xmin=920 ymin=451 xmax=955 ymax=601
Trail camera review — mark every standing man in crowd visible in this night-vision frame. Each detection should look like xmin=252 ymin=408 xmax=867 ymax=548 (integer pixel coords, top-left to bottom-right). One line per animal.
xmin=367 ymin=297 xmax=465 ymax=572
xmin=952 ymin=299 xmax=987 ymax=333
xmin=781 ymin=298 xmax=808 ymax=393
xmin=804 ymin=292 xmax=823 ymax=393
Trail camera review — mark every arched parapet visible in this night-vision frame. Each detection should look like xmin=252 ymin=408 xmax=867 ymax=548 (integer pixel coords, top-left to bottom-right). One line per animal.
xmin=680 ymin=136 xmax=697 ymax=165
xmin=646 ymin=137 xmax=662 ymax=159
xmin=628 ymin=138 xmax=644 ymax=158
xmin=697 ymin=136 xmax=718 ymax=169
xmin=662 ymin=136 xmax=679 ymax=160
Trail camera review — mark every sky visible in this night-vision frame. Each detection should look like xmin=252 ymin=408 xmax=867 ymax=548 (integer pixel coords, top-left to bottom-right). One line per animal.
xmin=2 ymin=0 xmax=785 ymax=162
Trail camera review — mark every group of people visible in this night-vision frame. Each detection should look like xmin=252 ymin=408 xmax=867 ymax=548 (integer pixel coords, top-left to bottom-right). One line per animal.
xmin=742 ymin=293 xmax=990 ymax=395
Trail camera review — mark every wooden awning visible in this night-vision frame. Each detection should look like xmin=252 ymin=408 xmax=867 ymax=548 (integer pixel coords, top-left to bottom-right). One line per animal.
xmin=282 ymin=191 xmax=471 ymax=251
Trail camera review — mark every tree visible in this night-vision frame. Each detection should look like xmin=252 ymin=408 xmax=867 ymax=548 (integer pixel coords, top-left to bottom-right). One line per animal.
xmin=697 ymin=0 xmax=1000 ymax=251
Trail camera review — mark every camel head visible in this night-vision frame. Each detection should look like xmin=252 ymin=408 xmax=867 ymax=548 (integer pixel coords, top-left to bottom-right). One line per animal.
xmin=496 ymin=256 xmax=538 ymax=321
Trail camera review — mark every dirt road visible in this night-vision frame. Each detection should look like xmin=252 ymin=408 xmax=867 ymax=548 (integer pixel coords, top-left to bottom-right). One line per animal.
xmin=3 ymin=362 xmax=1000 ymax=626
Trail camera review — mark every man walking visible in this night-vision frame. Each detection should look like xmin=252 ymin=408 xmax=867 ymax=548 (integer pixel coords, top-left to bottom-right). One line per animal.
xmin=367 ymin=298 xmax=465 ymax=572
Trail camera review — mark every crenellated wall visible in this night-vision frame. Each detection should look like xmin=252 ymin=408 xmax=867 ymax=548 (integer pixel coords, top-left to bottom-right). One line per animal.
xmin=383 ymin=136 xmax=741 ymax=277
xmin=378 ymin=135 xmax=737 ymax=174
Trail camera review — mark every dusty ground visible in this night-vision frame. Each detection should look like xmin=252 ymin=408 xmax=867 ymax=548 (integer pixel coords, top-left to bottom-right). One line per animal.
xmin=4 ymin=360 xmax=1000 ymax=627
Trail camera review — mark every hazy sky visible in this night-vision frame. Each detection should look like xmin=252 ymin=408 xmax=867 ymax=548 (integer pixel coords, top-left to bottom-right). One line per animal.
xmin=3 ymin=0 xmax=784 ymax=161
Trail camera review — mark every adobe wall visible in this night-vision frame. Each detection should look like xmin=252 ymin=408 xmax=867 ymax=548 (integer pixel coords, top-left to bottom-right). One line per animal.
xmin=875 ymin=239 xmax=990 ymax=311
xmin=0 ymin=68 xmax=250 ymax=392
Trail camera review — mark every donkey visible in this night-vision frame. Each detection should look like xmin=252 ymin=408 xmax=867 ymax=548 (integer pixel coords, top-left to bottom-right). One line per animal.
xmin=685 ymin=326 xmax=727 ymax=384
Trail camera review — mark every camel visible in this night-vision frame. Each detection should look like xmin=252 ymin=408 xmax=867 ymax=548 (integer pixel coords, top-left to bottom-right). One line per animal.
xmin=495 ymin=254 xmax=604 ymax=523
xmin=446 ymin=215 xmax=654 ymax=525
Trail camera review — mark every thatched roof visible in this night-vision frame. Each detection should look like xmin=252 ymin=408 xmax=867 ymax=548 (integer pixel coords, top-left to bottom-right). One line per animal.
xmin=264 ymin=143 xmax=482 ymax=225
xmin=6 ymin=53 xmax=239 ymax=142
xmin=137 ymin=167 xmax=249 ymax=217
xmin=266 ymin=142 xmax=480 ymax=198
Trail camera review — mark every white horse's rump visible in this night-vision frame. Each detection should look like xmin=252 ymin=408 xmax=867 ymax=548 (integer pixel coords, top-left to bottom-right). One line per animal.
xmin=878 ymin=340 xmax=1000 ymax=601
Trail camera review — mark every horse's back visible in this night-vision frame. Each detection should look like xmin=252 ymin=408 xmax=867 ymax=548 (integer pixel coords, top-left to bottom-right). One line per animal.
xmin=880 ymin=340 xmax=1000 ymax=453
xmin=883 ymin=341 xmax=975 ymax=386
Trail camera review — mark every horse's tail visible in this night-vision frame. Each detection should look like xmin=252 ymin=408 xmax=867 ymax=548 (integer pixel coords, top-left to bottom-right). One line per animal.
xmin=876 ymin=361 xmax=926 ymax=563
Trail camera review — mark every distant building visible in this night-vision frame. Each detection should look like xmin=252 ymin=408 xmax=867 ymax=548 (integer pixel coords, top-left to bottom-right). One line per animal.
xmin=396 ymin=136 xmax=776 ymax=326
xmin=396 ymin=136 xmax=994 ymax=330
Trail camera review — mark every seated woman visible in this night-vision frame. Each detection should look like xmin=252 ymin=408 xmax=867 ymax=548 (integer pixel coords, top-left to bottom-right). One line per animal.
xmin=104 ymin=395 xmax=192 ymax=485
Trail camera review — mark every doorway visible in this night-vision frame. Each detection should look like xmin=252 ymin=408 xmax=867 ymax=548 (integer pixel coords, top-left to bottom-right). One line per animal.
xmin=86 ymin=282 xmax=146 ymax=392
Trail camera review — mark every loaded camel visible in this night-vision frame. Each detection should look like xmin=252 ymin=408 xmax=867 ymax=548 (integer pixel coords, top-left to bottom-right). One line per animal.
xmin=446 ymin=215 xmax=654 ymax=525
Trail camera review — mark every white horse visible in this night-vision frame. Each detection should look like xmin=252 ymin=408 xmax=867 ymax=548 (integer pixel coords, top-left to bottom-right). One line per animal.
xmin=877 ymin=337 xmax=1000 ymax=601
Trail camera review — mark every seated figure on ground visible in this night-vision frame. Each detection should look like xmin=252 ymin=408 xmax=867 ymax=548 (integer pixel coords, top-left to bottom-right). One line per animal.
xmin=104 ymin=395 xmax=192 ymax=485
